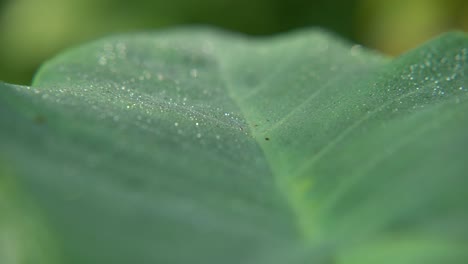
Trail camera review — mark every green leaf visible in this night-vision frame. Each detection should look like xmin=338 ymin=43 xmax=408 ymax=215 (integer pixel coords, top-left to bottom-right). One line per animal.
xmin=1 ymin=28 xmax=467 ymax=263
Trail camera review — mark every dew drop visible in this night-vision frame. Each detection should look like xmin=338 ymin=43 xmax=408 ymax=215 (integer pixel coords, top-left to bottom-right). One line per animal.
xmin=190 ymin=69 xmax=199 ymax=78
xmin=350 ymin=45 xmax=362 ymax=56
xmin=98 ymin=56 xmax=107 ymax=65
xmin=144 ymin=71 xmax=152 ymax=79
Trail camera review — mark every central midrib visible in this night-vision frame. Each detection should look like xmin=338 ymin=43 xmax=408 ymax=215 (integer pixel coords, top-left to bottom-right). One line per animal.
xmin=213 ymin=39 xmax=322 ymax=242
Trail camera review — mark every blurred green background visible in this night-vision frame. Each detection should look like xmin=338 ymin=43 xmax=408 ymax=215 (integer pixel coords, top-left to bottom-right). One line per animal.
xmin=0 ymin=0 xmax=467 ymax=85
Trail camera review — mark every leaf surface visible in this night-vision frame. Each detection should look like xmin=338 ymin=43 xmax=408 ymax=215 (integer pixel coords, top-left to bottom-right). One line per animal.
xmin=1 ymin=28 xmax=467 ymax=263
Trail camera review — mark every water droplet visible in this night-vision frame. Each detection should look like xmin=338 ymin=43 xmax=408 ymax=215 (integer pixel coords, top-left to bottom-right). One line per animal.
xmin=116 ymin=42 xmax=127 ymax=58
xmin=350 ymin=45 xmax=362 ymax=56
xmin=174 ymin=122 xmax=179 ymax=126
xmin=144 ymin=71 xmax=151 ymax=79
xmin=190 ymin=69 xmax=199 ymax=78
xmin=104 ymin=43 xmax=113 ymax=52
xmin=195 ymin=122 xmax=199 ymax=126
xmin=98 ymin=56 xmax=107 ymax=65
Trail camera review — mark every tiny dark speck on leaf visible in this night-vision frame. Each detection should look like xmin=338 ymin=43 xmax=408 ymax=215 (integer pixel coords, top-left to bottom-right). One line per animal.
xmin=265 ymin=137 xmax=270 ymax=141
xmin=34 ymin=115 xmax=46 ymax=125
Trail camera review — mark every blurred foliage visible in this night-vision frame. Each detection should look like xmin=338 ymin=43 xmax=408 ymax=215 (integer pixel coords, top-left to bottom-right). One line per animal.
xmin=0 ymin=0 xmax=466 ymax=84
xmin=358 ymin=0 xmax=468 ymax=54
